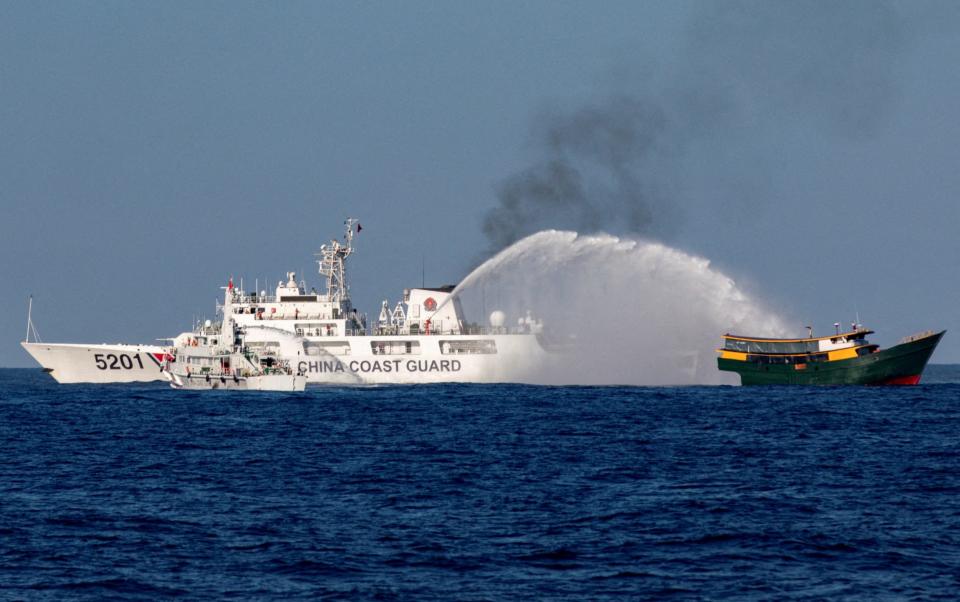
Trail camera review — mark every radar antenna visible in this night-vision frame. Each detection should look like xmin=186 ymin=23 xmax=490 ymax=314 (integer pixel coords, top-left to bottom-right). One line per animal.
xmin=316 ymin=218 xmax=358 ymax=306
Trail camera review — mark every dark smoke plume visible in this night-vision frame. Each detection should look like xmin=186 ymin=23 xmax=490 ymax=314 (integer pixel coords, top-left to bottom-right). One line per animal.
xmin=482 ymin=0 xmax=910 ymax=253
xmin=483 ymin=97 xmax=675 ymax=252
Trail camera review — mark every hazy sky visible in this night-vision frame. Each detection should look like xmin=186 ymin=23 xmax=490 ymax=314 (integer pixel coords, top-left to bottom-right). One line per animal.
xmin=2 ymin=1 xmax=959 ymax=367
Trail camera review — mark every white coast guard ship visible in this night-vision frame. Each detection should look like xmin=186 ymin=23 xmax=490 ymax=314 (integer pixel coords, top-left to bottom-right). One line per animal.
xmin=22 ymin=219 xmax=550 ymax=385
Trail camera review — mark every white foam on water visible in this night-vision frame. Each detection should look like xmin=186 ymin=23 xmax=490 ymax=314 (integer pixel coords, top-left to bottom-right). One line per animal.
xmin=452 ymin=230 xmax=789 ymax=385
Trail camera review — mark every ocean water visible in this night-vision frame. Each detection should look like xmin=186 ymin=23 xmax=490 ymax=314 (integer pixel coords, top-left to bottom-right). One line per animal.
xmin=2 ymin=367 xmax=960 ymax=600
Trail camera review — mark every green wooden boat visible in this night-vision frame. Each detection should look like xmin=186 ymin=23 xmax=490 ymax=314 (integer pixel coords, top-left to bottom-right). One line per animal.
xmin=717 ymin=327 xmax=945 ymax=385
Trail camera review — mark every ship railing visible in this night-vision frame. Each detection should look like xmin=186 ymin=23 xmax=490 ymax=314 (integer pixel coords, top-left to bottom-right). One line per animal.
xmin=450 ymin=325 xmax=534 ymax=336
xmin=898 ymin=330 xmax=936 ymax=344
xmin=233 ymin=293 xmax=339 ymax=305
xmin=365 ymin=325 xmax=534 ymax=337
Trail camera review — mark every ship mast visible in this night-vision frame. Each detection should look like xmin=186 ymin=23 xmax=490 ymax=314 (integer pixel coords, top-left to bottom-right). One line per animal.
xmin=25 ymin=296 xmax=32 ymax=343
xmin=316 ymin=218 xmax=357 ymax=307
xmin=24 ymin=295 xmax=41 ymax=343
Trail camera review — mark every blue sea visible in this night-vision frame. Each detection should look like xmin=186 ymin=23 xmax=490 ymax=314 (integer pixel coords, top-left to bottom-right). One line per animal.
xmin=2 ymin=367 xmax=960 ymax=600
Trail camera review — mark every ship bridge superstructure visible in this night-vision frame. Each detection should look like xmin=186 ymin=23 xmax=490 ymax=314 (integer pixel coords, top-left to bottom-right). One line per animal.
xmin=721 ymin=328 xmax=876 ymax=358
xmin=213 ymin=218 xmax=482 ymax=339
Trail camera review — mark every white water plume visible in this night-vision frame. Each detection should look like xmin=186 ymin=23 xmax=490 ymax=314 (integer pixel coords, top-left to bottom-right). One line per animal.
xmin=452 ymin=231 xmax=789 ymax=385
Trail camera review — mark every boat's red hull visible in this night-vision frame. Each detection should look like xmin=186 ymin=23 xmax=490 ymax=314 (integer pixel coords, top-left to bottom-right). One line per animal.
xmin=871 ymin=374 xmax=922 ymax=386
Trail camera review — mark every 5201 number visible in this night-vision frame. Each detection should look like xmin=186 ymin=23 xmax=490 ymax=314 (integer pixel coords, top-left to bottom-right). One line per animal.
xmin=94 ymin=353 xmax=144 ymax=370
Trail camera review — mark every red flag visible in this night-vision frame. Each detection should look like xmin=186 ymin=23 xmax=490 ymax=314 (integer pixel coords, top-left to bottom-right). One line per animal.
xmin=228 ymin=278 xmax=234 ymax=290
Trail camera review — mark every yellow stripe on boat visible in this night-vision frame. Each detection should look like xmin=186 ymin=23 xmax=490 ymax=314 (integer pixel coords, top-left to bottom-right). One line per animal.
xmin=719 ymin=350 xmax=748 ymax=361
xmin=828 ymin=348 xmax=859 ymax=361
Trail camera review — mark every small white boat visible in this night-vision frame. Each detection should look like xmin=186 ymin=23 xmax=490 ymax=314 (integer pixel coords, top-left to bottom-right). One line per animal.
xmin=161 ymin=292 xmax=307 ymax=392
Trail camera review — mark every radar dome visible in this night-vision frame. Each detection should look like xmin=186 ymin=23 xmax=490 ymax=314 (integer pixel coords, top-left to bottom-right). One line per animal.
xmin=489 ymin=310 xmax=506 ymax=328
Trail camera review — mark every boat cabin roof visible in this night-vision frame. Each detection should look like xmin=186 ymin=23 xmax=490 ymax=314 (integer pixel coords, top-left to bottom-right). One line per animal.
xmin=722 ymin=329 xmax=873 ymax=344
xmin=721 ymin=328 xmax=874 ymax=356
xmin=420 ymin=285 xmax=457 ymax=293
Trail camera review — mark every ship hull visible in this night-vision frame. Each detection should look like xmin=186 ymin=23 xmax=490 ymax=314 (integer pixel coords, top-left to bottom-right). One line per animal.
xmin=166 ymin=373 xmax=307 ymax=391
xmin=718 ymin=331 xmax=944 ymax=386
xmin=21 ymin=342 xmax=168 ymax=384
xmin=291 ymin=333 xmax=548 ymax=384
xmin=23 ymin=333 xmax=549 ymax=385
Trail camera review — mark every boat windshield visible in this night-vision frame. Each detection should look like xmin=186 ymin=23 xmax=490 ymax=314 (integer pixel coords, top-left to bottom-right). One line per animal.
xmin=723 ymin=339 xmax=820 ymax=354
